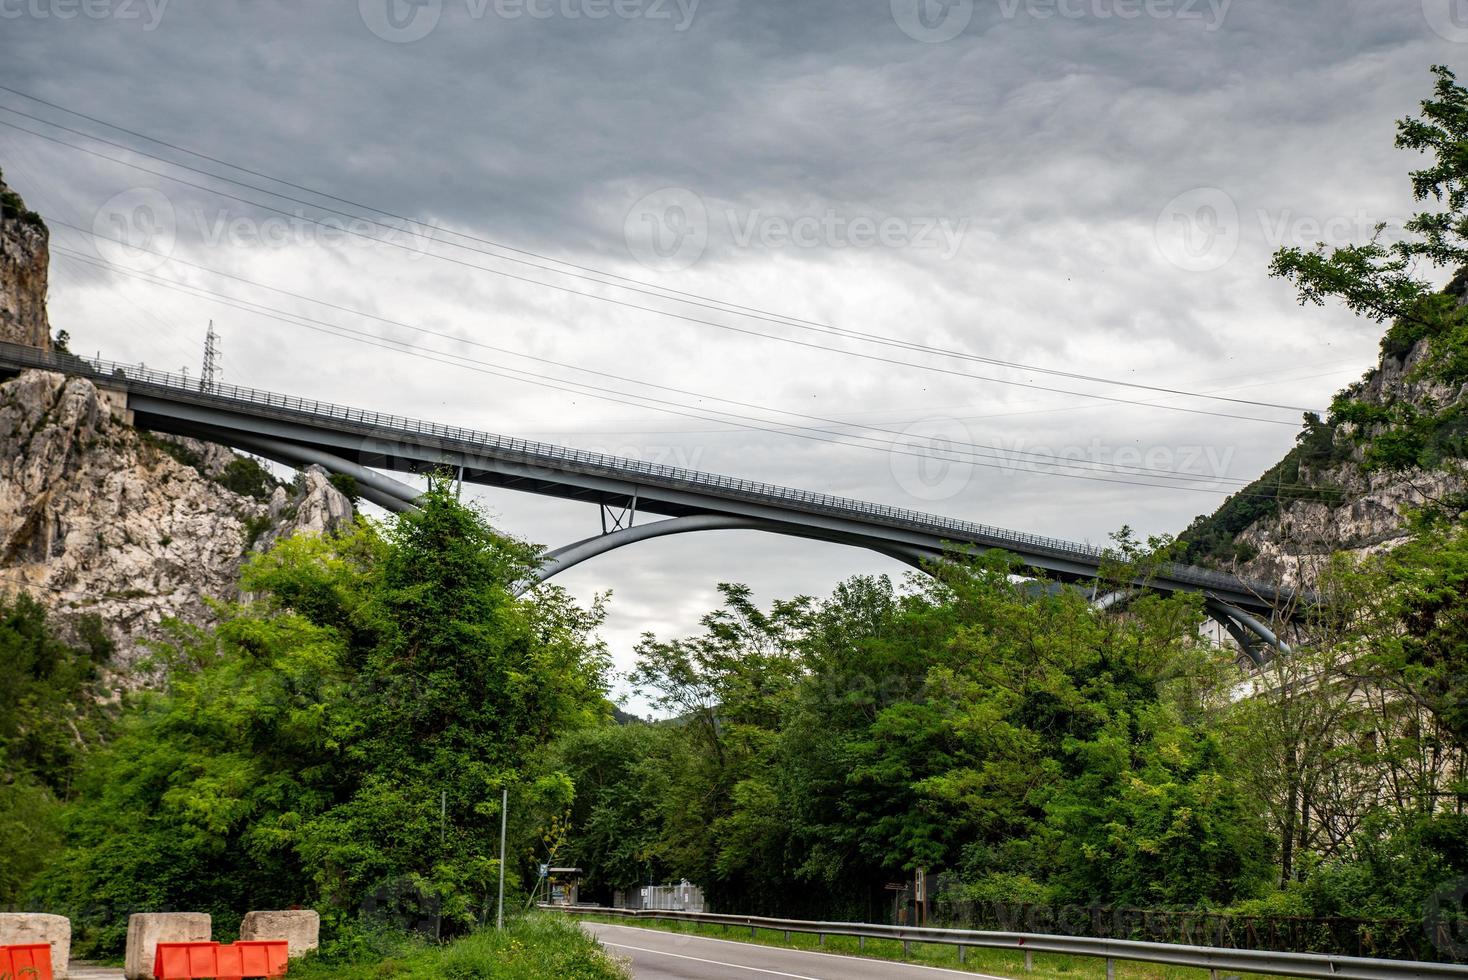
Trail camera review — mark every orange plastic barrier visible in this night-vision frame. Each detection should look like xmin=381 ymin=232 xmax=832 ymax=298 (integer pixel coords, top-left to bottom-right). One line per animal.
xmin=154 ymin=940 xmax=288 ymax=979
xmin=0 ymin=943 xmax=54 ymax=980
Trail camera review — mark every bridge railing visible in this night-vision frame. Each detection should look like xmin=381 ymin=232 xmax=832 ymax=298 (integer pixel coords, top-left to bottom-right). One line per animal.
xmin=546 ymin=906 xmax=1467 ymax=979
xmin=0 ymin=342 xmax=1288 ymax=603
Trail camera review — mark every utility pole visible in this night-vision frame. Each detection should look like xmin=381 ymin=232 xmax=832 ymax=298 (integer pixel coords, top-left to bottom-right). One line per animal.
xmin=437 ymin=790 xmax=447 ymax=941
xmin=497 ymin=788 xmax=508 ymax=930
xmin=201 ymin=321 xmax=220 ymax=391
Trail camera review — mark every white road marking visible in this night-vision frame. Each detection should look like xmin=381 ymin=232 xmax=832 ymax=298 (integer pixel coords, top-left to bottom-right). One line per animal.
xmin=590 ymin=922 xmax=1016 ymax=979
xmin=599 ymin=939 xmax=826 ymax=979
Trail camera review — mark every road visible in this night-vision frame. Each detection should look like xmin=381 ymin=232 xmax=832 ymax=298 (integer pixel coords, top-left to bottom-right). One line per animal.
xmin=585 ymin=922 xmax=1014 ymax=980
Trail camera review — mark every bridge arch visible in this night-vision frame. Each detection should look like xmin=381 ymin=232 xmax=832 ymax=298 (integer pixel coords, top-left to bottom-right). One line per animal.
xmin=532 ymin=514 xmax=935 ymax=588
xmin=215 ymin=435 xmax=1292 ymax=664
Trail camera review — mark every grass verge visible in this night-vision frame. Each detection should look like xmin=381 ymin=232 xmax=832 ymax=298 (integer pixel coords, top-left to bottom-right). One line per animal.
xmin=572 ymin=912 xmax=1297 ymax=980
xmin=288 ymin=914 xmax=630 ymax=979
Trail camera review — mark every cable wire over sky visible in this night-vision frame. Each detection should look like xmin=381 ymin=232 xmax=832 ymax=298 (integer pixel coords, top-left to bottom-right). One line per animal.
xmin=0 ymin=89 xmax=1323 ymax=426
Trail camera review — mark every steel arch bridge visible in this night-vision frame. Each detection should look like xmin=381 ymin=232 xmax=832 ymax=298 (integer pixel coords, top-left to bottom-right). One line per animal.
xmin=0 ymin=342 xmax=1298 ymax=665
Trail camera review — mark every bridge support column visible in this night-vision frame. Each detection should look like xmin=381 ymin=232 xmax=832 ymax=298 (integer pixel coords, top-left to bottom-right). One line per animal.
xmin=1204 ymin=595 xmax=1291 ymax=668
xmin=225 ymin=434 xmax=423 ymax=514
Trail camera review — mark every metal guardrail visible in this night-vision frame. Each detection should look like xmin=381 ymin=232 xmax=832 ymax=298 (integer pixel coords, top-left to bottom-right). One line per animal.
xmin=548 ymin=905 xmax=1468 ymax=979
xmin=0 ymin=341 xmax=1290 ymax=603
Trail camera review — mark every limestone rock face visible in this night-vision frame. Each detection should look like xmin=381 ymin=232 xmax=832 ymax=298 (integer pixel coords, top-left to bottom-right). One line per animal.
xmin=1217 ymin=337 xmax=1467 ymax=590
xmin=0 ymin=170 xmax=51 ymax=350
xmin=1234 ymin=465 xmax=1463 ymax=589
xmin=0 ymin=369 xmax=354 ymax=666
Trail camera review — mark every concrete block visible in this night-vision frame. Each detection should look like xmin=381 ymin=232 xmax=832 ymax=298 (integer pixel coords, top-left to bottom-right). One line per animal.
xmin=123 ymin=912 xmax=210 ymax=980
xmin=0 ymin=913 xmax=70 ymax=979
xmin=238 ymin=910 xmax=319 ymax=959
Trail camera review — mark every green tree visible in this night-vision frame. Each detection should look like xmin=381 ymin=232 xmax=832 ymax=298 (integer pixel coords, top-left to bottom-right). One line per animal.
xmin=0 ymin=594 xmax=114 ymax=906
xmin=1272 ymin=66 xmax=1468 ymax=476
xmin=34 ymin=482 xmax=611 ymax=951
xmin=602 ymin=552 xmax=1271 ymax=919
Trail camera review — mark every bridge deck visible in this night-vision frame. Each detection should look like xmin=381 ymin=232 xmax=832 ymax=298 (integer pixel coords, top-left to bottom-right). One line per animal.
xmin=0 ymin=342 xmax=1292 ymax=615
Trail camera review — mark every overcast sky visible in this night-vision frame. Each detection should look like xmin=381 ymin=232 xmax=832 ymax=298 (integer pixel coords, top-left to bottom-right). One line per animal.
xmin=0 ymin=1 xmax=1458 ymax=710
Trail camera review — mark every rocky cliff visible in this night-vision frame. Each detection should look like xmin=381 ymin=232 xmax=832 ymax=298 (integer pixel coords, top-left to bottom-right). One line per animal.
xmin=0 ymin=368 xmax=355 ymax=665
xmin=1181 ymin=325 xmax=1467 ymax=590
xmin=0 ymin=171 xmax=355 ymax=666
xmin=0 ymin=169 xmax=51 ymax=350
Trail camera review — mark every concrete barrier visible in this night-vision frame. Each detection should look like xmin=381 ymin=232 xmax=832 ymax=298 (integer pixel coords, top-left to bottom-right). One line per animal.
xmin=0 ymin=913 xmax=70 ymax=979
xmin=238 ymin=910 xmax=319 ymax=959
xmin=123 ymin=913 xmax=210 ymax=980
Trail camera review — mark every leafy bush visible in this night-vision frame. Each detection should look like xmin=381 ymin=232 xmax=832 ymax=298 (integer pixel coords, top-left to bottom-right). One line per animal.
xmin=328 ymin=473 xmax=360 ymax=503
xmin=290 ymin=915 xmax=629 ymax=979
xmin=219 ymin=457 xmax=275 ymax=500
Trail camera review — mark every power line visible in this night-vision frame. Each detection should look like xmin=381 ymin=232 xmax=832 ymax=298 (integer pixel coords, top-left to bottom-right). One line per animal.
xmin=0 ymin=104 xmax=1313 ymax=424
xmin=0 ymin=90 xmax=1317 ymax=413
xmin=0 ymin=84 xmax=843 ymax=332
xmin=51 ymin=241 xmax=1256 ymax=488
xmin=50 ymin=221 xmax=1267 ymax=486
xmin=52 ymin=243 xmax=1325 ymax=501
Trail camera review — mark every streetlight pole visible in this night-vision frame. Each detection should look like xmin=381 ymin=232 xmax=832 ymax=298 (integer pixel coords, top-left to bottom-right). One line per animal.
xmin=496 ymin=788 xmax=508 ymax=930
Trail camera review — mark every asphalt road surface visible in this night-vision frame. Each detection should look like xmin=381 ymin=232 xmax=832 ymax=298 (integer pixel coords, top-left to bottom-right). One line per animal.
xmin=585 ymin=922 xmax=1015 ymax=980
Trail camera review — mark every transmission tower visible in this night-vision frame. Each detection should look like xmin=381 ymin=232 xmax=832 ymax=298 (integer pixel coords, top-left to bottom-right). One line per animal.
xmin=201 ymin=321 xmax=220 ymax=391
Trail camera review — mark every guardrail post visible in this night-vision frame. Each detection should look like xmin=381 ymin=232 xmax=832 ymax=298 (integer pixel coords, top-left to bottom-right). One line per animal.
xmin=817 ymin=933 xmax=824 ymax=947
xmin=903 ymin=940 xmax=910 ymax=957
xmin=1025 ymin=949 xmax=1033 ymax=971
xmin=959 ymin=945 xmax=966 ymax=964
xmin=858 ymin=936 xmax=864 ymax=952
xmin=1106 ymin=957 xmax=1114 ymax=980
xmin=783 ymin=930 xmax=789 ymax=941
